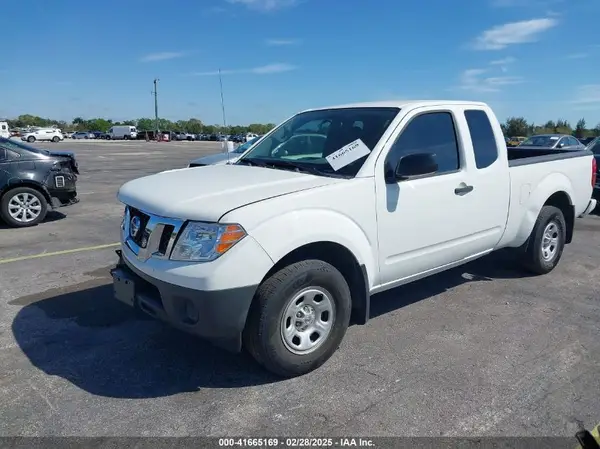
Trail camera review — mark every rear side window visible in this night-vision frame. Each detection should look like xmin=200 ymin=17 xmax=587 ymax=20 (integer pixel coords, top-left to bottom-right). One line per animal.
xmin=464 ymin=110 xmax=498 ymax=169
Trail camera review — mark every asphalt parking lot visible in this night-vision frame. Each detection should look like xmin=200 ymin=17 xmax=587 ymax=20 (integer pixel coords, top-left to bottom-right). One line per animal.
xmin=0 ymin=139 xmax=599 ymax=437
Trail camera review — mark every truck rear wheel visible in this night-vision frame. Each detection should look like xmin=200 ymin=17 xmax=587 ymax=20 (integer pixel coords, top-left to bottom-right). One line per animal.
xmin=521 ymin=205 xmax=566 ymax=274
xmin=243 ymin=259 xmax=352 ymax=377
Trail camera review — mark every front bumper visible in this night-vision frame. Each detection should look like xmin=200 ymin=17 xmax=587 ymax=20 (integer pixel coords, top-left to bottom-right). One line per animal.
xmin=110 ymin=250 xmax=257 ymax=352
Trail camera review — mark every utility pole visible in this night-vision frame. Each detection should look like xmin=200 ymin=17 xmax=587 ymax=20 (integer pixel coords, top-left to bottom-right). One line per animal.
xmin=153 ymin=78 xmax=159 ymax=140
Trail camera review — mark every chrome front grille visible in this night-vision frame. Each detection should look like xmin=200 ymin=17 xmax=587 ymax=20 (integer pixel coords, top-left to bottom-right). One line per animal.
xmin=122 ymin=206 xmax=185 ymax=261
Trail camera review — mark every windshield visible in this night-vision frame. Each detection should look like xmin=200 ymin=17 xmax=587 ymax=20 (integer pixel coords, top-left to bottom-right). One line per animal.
xmin=520 ymin=135 xmax=560 ymax=147
xmin=237 ymin=107 xmax=400 ymax=177
xmin=234 ymin=137 xmax=259 ymax=154
xmin=0 ymin=137 xmax=49 ymax=155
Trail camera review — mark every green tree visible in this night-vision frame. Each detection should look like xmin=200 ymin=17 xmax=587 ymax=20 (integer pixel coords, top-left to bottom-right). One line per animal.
xmin=504 ymin=117 xmax=529 ymax=137
xmin=575 ymin=118 xmax=586 ymax=138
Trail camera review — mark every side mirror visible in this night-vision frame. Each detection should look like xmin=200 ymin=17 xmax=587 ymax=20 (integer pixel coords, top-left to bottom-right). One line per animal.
xmin=557 ymin=142 xmax=565 ymax=148
xmin=391 ymin=152 xmax=438 ymax=181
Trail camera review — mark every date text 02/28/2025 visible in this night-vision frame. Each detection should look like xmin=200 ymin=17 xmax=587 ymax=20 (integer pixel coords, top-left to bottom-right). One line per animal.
xmin=218 ymin=437 xmax=375 ymax=447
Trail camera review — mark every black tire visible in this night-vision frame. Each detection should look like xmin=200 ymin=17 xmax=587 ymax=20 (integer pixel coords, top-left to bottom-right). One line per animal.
xmin=521 ymin=205 xmax=566 ymax=275
xmin=0 ymin=187 xmax=48 ymax=228
xmin=27 ymin=136 xmax=35 ymax=143
xmin=52 ymin=136 xmax=60 ymax=143
xmin=243 ymin=259 xmax=352 ymax=377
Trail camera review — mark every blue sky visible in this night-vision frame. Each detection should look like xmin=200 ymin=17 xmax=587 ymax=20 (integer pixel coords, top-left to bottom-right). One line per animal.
xmin=1 ymin=0 xmax=599 ymax=127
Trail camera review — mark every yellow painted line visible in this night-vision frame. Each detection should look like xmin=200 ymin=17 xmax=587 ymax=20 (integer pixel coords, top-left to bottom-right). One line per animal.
xmin=0 ymin=243 xmax=120 ymax=265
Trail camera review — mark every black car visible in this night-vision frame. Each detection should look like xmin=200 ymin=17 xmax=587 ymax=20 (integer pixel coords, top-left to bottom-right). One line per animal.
xmin=0 ymin=138 xmax=79 ymax=227
xmin=92 ymin=131 xmax=111 ymax=140
xmin=579 ymin=137 xmax=596 ymax=146
xmin=587 ymin=137 xmax=600 ymax=200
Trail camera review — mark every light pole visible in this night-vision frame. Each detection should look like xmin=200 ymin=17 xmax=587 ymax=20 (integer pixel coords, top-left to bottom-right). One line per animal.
xmin=153 ymin=78 xmax=159 ymax=140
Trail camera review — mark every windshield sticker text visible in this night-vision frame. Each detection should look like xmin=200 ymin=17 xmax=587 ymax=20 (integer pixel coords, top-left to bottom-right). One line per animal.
xmin=326 ymin=139 xmax=370 ymax=171
xmin=549 ymin=137 xmax=559 ymax=140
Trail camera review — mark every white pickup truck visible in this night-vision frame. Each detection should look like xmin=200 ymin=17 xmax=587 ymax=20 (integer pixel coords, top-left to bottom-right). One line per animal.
xmin=112 ymin=100 xmax=597 ymax=377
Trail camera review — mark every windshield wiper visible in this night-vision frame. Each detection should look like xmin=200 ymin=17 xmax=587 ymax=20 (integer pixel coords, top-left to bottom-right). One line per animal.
xmin=238 ymin=157 xmax=351 ymax=178
xmin=237 ymin=157 xmax=269 ymax=167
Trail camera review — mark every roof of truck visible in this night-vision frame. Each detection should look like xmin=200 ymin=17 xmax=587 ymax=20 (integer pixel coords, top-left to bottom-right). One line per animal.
xmin=302 ymin=100 xmax=488 ymax=112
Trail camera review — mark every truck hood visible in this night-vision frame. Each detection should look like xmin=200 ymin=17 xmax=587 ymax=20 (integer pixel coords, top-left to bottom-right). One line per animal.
xmin=117 ymin=164 xmax=343 ymax=221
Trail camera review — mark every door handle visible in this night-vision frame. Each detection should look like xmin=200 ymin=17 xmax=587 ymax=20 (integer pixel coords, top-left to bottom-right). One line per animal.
xmin=454 ymin=184 xmax=474 ymax=195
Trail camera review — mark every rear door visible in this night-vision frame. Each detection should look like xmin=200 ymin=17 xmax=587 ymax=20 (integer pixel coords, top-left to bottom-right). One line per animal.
xmin=462 ymin=108 xmax=510 ymax=249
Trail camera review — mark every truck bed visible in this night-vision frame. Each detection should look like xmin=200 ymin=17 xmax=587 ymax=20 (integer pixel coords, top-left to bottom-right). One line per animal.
xmin=507 ymin=147 xmax=593 ymax=166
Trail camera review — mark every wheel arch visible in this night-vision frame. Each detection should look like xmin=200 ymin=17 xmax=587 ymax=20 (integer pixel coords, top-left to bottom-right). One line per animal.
xmin=543 ymin=191 xmax=574 ymax=244
xmin=1 ymin=180 xmax=52 ymax=205
xmin=252 ymin=241 xmax=371 ymax=327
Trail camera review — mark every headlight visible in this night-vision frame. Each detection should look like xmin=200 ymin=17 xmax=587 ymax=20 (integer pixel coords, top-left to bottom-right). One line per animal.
xmin=170 ymin=222 xmax=246 ymax=262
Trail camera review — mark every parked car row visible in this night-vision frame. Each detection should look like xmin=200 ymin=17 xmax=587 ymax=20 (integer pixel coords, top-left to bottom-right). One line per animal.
xmin=507 ymin=134 xmax=596 ymax=148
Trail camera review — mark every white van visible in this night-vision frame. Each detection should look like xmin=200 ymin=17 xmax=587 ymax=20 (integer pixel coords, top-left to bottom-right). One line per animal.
xmin=109 ymin=125 xmax=138 ymax=140
xmin=0 ymin=122 xmax=9 ymax=139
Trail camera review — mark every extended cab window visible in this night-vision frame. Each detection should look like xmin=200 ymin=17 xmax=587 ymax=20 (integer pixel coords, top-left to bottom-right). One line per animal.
xmin=464 ymin=109 xmax=498 ymax=169
xmin=386 ymin=112 xmax=460 ymax=177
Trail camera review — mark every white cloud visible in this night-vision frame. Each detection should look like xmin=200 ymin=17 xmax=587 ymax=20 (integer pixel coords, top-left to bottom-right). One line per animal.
xmin=491 ymin=0 xmax=564 ymax=7
xmin=265 ymin=38 xmax=301 ymax=46
xmin=191 ymin=63 xmax=297 ymax=76
xmin=139 ymin=51 xmax=186 ymax=62
xmin=458 ymin=68 xmax=523 ymax=92
xmin=473 ymin=18 xmax=558 ymax=50
xmin=571 ymin=85 xmax=600 ymax=105
xmin=490 ymin=56 xmax=516 ymax=65
xmin=490 ymin=56 xmax=516 ymax=72
xmin=251 ymin=63 xmax=296 ymax=73
xmin=567 ymin=53 xmax=587 ymax=59
xmin=225 ymin=0 xmax=298 ymax=11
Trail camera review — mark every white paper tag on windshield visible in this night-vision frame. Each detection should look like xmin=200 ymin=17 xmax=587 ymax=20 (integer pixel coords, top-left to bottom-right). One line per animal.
xmin=326 ymin=139 xmax=370 ymax=171
xmin=549 ymin=136 xmax=559 ymax=140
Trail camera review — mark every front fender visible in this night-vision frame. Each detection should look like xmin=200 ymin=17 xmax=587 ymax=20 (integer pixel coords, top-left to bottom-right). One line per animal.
xmin=513 ymin=172 xmax=574 ymax=246
xmin=247 ymin=209 xmax=378 ymax=289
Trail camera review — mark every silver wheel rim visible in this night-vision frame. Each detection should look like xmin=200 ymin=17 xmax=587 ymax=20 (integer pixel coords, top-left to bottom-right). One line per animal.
xmin=280 ymin=286 xmax=335 ymax=355
xmin=8 ymin=192 xmax=42 ymax=223
xmin=541 ymin=221 xmax=560 ymax=261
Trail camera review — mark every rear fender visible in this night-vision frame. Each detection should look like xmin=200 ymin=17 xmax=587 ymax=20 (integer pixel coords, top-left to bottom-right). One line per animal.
xmin=513 ymin=172 xmax=574 ymax=247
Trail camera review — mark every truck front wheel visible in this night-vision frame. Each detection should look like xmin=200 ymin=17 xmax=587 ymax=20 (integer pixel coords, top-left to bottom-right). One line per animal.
xmin=243 ymin=259 xmax=352 ymax=377
xmin=522 ymin=205 xmax=566 ymax=274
